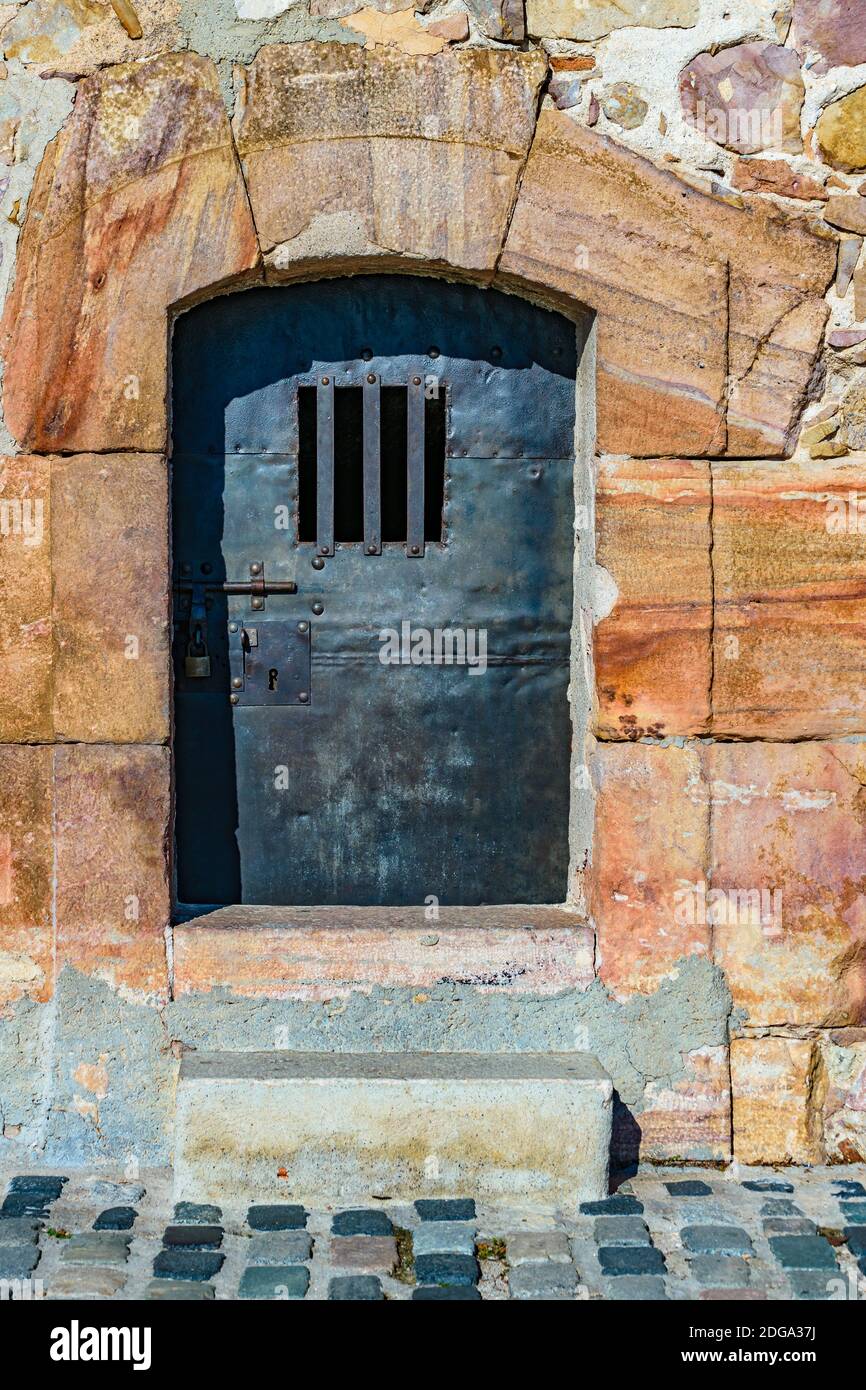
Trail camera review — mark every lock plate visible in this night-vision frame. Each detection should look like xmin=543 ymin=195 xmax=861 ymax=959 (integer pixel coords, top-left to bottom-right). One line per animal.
xmin=230 ymin=621 xmax=312 ymax=707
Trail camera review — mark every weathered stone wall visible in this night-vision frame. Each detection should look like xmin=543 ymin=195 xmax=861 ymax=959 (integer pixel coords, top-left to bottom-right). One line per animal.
xmin=0 ymin=1 xmax=864 ymax=1172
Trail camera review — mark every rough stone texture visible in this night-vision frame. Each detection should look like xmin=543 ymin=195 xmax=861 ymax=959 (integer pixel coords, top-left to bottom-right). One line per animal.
xmin=601 ymin=82 xmax=647 ymax=131
xmin=0 ymin=52 xmax=259 ymax=452
xmin=0 ymin=745 xmax=52 ymax=1009
xmin=591 ymin=743 xmax=710 ymax=1000
xmin=175 ymin=1051 xmax=613 ymax=1207
xmin=500 ymin=111 xmax=833 ymax=458
xmin=1 ymin=0 xmax=183 ymax=74
xmin=173 ymin=907 xmax=595 ymax=999
xmin=711 ymin=459 xmax=866 ymax=739
xmin=525 ymin=0 xmax=698 ymax=42
xmin=726 ymin=279 xmax=830 ymax=458
xmin=51 ymin=455 xmax=169 ymax=743
xmin=339 ymin=8 xmax=447 ymax=54
xmin=790 ymin=0 xmax=866 ymax=76
xmin=466 ymin=0 xmax=524 ymax=43
xmin=817 ymin=85 xmax=866 ymax=174
xmin=54 ymin=744 xmax=170 ymax=1000
xmin=233 ymin=42 xmax=545 ymax=277
xmin=731 ymin=1038 xmax=822 ymax=1165
xmin=679 ymin=43 xmax=805 ymax=155
xmin=824 ymin=195 xmax=866 ymax=236
xmin=709 ymin=742 xmax=866 ymax=1029
xmin=731 ymin=158 xmax=827 ymax=201
xmin=818 ymin=1030 xmax=866 ymax=1163
xmin=594 ymin=457 xmax=711 ymax=740
xmin=0 ymin=456 xmax=51 ymax=743
xmin=636 ymin=1046 xmax=732 ymax=1165
xmin=500 ymin=112 xmax=727 ymax=458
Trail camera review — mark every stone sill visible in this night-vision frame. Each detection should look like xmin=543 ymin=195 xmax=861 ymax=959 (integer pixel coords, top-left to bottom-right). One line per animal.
xmin=172 ymin=905 xmax=594 ymax=1000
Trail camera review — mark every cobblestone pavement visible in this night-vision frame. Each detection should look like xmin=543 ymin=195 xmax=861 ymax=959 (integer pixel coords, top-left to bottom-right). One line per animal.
xmin=1 ymin=1164 xmax=864 ymax=1301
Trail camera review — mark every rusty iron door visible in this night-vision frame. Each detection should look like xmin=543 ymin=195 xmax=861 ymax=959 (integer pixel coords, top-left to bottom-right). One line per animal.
xmin=172 ymin=277 xmax=577 ymax=911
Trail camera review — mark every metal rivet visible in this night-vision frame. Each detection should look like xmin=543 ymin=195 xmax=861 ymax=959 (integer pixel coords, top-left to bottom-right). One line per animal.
xmin=230 ymin=694 xmax=239 ymax=705
xmin=181 ymin=563 xmax=192 ymax=575
xmin=413 ymin=376 xmax=422 ymax=386
xmin=232 ymin=677 xmax=243 ymax=690
xmin=312 ymin=556 xmax=325 ymax=570
xmin=367 ymin=544 xmax=377 ymax=554
xmin=311 ymin=601 xmax=324 ymax=616
xmin=361 ymin=348 xmax=373 ymax=361
xmin=428 ymin=347 xmax=440 ymax=359
xmin=298 ymin=622 xmax=309 ymax=634
xmin=250 ymin=562 xmax=262 ymax=576
xmin=298 ymin=691 xmax=309 ymax=704
xmin=201 ymin=562 xmax=212 ymax=575
xmin=229 ymin=622 xmax=239 ymax=633
xmin=318 ymin=545 xmax=330 ymax=557
xmin=410 ymin=545 xmax=420 ymax=555
xmin=367 ymin=373 xmax=376 ymax=385
xmin=251 ymin=597 xmax=264 ymax=610
xmin=322 ymin=376 xmax=330 ymax=385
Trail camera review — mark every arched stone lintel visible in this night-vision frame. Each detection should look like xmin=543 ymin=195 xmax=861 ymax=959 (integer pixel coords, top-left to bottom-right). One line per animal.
xmin=0 ymin=44 xmax=835 ymax=460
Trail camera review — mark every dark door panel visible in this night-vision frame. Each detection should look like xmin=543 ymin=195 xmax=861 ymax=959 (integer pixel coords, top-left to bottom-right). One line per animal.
xmin=172 ymin=277 xmax=577 ymax=910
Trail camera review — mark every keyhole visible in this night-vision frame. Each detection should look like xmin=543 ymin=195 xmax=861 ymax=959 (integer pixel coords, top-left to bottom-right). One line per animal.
xmin=268 ymin=668 xmax=278 ymax=691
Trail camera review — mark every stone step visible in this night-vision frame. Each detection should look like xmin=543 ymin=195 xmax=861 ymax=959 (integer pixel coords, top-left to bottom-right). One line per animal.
xmin=175 ymin=1051 xmax=613 ymax=1210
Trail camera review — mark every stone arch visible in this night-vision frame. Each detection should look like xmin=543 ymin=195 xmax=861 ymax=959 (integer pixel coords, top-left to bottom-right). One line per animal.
xmin=0 ymin=43 xmax=833 ymax=461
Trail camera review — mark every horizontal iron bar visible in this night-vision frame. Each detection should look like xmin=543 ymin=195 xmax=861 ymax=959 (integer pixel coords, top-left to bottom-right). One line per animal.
xmin=174 ymin=581 xmax=298 ymax=595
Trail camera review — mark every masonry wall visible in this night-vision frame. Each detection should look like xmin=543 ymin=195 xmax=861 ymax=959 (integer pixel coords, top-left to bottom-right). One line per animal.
xmin=0 ymin=0 xmax=864 ymax=1172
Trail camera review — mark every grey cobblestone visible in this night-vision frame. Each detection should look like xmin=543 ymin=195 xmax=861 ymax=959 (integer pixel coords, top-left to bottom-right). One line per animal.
xmin=248 ymin=1231 xmax=313 ymax=1265
xmin=412 ymin=1222 xmax=475 ymax=1257
xmin=592 ymin=1216 xmax=650 ymax=1247
xmin=239 ymin=1265 xmax=309 ymax=1299
xmin=331 ymin=1209 xmax=392 ymax=1237
xmin=599 ymin=1245 xmax=666 ymax=1277
xmin=414 ymin=1252 xmax=479 ymax=1286
xmin=60 ymin=1232 xmax=130 ymax=1265
xmin=247 ymin=1204 xmax=306 ymax=1232
xmin=688 ymin=1254 xmax=751 ymax=1287
xmin=681 ymin=1226 xmax=753 ymax=1256
xmin=1 ymin=1162 xmax=864 ymax=1301
xmin=507 ymin=1230 xmax=572 ymax=1264
xmin=508 ymin=1261 xmax=577 ymax=1299
xmin=768 ymin=1235 xmax=837 ymax=1271
xmin=762 ymin=1218 xmax=817 ymax=1238
xmin=328 ymin=1275 xmax=383 ymax=1300
xmin=0 ymin=1245 xmax=40 ymax=1278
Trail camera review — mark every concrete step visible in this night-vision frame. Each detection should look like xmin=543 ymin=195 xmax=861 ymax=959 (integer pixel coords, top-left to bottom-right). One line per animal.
xmin=175 ymin=1051 xmax=613 ymax=1210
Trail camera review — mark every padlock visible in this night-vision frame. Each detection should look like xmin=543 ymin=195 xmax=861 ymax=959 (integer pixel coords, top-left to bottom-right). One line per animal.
xmin=185 ymin=630 xmax=211 ymax=679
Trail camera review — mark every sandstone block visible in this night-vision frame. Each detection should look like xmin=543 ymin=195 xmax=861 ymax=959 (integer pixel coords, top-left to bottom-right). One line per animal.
xmin=0 ymin=745 xmax=53 ymax=1008
xmin=709 ymin=742 xmax=866 ymax=1028
xmin=54 ymin=744 xmax=170 ymax=999
xmin=591 ymin=743 xmax=710 ymax=999
xmin=0 ymin=456 xmax=51 ymax=743
xmin=594 ymin=457 xmax=711 ymax=740
xmin=1 ymin=53 xmax=259 ymax=452
xmin=51 ymin=455 xmax=169 ymax=743
xmin=233 ymin=42 xmax=545 ymax=277
xmin=818 ymin=1029 xmax=866 ymax=1163
xmin=731 ymin=1038 xmax=821 ymax=1165
xmin=711 ymin=459 xmax=866 ymax=739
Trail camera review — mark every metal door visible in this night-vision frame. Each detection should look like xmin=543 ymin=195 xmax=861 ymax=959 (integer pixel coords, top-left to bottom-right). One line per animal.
xmin=172 ymin=277 xmax=577 ymax=910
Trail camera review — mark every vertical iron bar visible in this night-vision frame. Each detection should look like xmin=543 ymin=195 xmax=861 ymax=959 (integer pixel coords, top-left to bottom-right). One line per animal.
xmin=406 ymin=375 xmax=425 ymax=557
xmin=316 ymin=376 xmax=334 ymax=557
xmin=363 ymin=373 xmax=381 ymax=555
